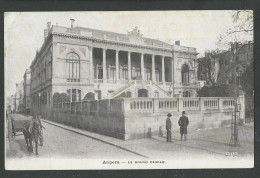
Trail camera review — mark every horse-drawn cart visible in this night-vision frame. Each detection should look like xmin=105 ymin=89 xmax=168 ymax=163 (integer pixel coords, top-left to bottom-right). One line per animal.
xmin=8 ymin=114 xmax=44 ymax=156
xmin=10 ymin=114 xmax=32 ymax=137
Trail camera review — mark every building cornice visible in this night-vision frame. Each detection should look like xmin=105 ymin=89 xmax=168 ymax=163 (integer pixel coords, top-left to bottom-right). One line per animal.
xmin=52 ymin=32 xmax=174 ymax=54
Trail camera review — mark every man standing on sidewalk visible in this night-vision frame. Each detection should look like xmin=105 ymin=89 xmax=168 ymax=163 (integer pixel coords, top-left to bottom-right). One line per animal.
xmin=166 ymin=113 xmax=172 ymax=142
xmin=178 ymin=111 xmax=189 ymax=141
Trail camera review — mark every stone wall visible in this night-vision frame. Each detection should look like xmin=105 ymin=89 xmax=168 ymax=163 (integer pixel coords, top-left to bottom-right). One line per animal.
xmin=124 ymin=110 xmax=233 ymax=140
xmin=38 ymin=96 xmax=243 ymax=140
xmin=41 ymin=107 xmax=126 ymax=140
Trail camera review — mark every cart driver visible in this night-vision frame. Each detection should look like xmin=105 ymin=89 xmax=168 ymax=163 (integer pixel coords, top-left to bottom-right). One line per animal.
xmin=29 ymin=115 xmax=44 ymax=134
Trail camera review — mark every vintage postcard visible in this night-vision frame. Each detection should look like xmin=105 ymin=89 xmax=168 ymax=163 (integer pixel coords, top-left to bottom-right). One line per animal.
xmin=4 ymin=11 xmax=254 ymax=170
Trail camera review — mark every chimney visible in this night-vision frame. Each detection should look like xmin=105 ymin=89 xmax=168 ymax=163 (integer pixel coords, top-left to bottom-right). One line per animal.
xmin=44 ymin=29 xmax=48 ymax=39
xmin=70 ymin=19 xmax=75 ymax=28
xmin=47 ymin=22 xmax=51 ymax=32
xmin=175 ymin=40 xmax=180 ymax=45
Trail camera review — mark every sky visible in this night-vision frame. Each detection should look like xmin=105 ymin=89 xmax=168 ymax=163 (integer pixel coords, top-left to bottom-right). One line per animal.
xmin=4 ymin=11 xmax=253 ymax=97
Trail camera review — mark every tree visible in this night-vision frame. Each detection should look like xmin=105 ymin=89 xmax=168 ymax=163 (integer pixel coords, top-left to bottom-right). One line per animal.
xmin=218 ymin=10 xmax=253 ymax=47
xmin=197 ymin=50 xmax=220 ymax=86
xmin=53 ymin=92 xmax=70 ymax=103
xmin=197 ymin=84 xmax=238 ymax=97
xmin=83 ymin=92 xmax=95 ymax=100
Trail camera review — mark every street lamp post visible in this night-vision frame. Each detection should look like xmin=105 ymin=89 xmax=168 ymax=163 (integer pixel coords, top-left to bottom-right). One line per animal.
xmin=230 ymin=67 xmax=241 ymax=147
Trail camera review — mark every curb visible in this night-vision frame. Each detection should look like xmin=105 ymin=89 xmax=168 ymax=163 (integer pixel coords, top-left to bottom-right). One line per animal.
xmin=42 ymin=119 xmax=149 ymax=159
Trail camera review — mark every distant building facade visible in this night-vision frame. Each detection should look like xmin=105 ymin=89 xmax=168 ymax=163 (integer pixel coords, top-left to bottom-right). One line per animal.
xmin=30 ymin=20 xmax=199 ymax=114
xmin=23 ymin=69 xmax=31 ymax=114
xmin=197 ymin=42 xmax=253 ymax=87
xmin=6 ymin=95 xmax=15 ymax=113
xmin=217 ymin=42 xmax=253 ymax=85
xmin=14 ymin=81 xmax=24 ymax=113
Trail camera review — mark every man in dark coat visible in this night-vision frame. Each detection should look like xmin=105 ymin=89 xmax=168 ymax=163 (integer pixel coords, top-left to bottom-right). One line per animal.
xmin=178 ymin=111 xmax=189 ymax=141
xmin=166 ymin=113 xmax=172 ymax=142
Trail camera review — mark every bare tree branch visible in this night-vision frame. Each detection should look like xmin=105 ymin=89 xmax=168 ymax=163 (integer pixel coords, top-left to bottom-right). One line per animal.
xmin=218 ymin=10 xmax=253 ymax=45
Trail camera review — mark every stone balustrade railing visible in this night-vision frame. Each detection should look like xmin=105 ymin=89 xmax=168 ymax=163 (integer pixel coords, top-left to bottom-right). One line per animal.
xmin=180 ymin=82 xmax=200 ymax=87
xmin=123 ymin=97 xmax=236 ymax=113
xmin=174 ymin=45 xmax=197 ymax=53
xmin=53 ymin=97 xmax=237 ymax=116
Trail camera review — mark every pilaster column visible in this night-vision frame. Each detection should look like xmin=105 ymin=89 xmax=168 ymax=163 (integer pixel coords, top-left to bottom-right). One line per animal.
xmin=116 ymin=50 xmax=119 ymax=81
xmin=108 ymin=65 xmax=111 ymax=80
xmin=152 ymin=54 xmax=155 ymax=82
xmin=128 ymin=52 xmax=131 ymax=80
xmin=103 ymin=48 xmax=107 ymax=82
xmin=162 ymin=56 xmax=165 ymax=83
xmin=141 ymin=53 xmax=144 ymax=80
xmin=89 ymin=46 xmax=93 ymax=83
xmin=171 ymin=56 xmax=174 ymax=95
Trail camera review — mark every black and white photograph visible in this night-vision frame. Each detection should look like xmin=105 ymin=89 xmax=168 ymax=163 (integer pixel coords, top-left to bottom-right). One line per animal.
xmin=4 ymin=11 xmax=254 ymax=169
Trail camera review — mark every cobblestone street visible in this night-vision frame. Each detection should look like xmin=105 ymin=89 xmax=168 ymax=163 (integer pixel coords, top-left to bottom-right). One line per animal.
xmin=6 ymin=117 xmax=254 ymax=161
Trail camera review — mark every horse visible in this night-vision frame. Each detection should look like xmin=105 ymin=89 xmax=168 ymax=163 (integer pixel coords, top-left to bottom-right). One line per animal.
xmin=22 ymin=127 xmax=33 ymax=153
xmin=23 ymin=120 xmax=42 ymax=156
xmin=22 ymin=121 xmax=33 ymax=153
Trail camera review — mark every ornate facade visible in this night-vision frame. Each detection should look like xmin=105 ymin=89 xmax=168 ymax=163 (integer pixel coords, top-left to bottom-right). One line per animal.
xmin=30 ymin=21 xmax=199 ymax=113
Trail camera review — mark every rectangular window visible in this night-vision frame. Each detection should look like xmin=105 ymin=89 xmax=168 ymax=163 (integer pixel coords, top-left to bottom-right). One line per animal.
xmin=77 ymin=62 xmax=79 ymax=78
xmin=72 ymin=89 xmax=77 ymax=102
xmin=67 ymin=61 xmax=70 ymax=79
xmin=77 ymin=90 xmax=81 ymax=101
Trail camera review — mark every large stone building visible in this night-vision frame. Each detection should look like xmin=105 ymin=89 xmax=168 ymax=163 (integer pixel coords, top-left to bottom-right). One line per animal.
xmin=30 ymin=20 xmax=199 ymax=113
xmin=23 ymin=69 xmax=31 ymax=114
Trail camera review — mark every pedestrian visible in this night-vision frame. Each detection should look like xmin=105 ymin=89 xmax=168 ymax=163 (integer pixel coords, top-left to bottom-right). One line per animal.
xmin=178 ymin=111 xmax=189 ymax=141
xmin=166 ymin=113 xmax=172 ymax=142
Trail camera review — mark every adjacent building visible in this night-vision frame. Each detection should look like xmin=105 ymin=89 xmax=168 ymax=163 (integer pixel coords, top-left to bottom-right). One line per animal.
xmin=30 ymin=20 xmax=199 ymax=114
xmin=197 ymin=42 xmax=253 ymax=88
xmin=217 ymin=42 xmax=253 ymax=86
xmin=6 ymin=94 xmax=15 ymax=113
xmin=23 ymin=69 xmax=31 ymax=114
xmin=14 ymin=81 xmax=24 ymax=113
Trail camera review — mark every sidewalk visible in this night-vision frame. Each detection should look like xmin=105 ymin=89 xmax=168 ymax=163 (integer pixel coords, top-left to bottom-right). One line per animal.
xmin=42 ymin=119 xmax=254 ymax=160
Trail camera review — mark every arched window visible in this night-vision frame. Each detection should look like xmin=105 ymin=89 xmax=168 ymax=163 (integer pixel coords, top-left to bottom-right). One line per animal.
xmin=181 ymin=64 xmax=189 ymax=84
xmin=66 ymin=52 xmax=80 ymax=82
xmin=138 ymin=89 xmax=148 ymax=97
xmin=83 ymin=92 xmax=95 ymax=100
